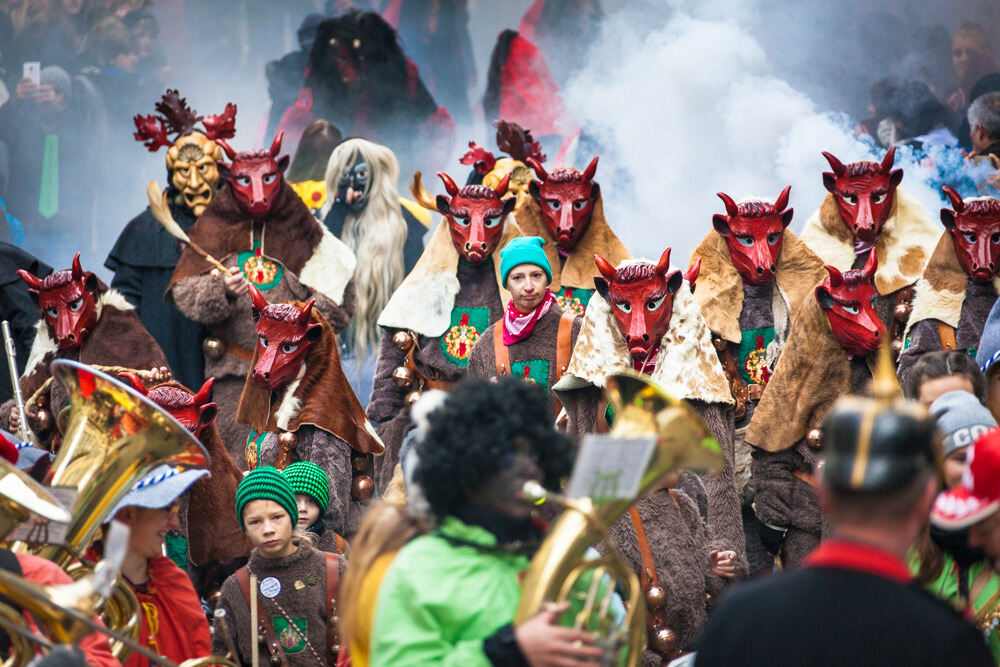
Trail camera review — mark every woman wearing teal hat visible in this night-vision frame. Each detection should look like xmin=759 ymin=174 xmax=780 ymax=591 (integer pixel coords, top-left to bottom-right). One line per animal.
xmin=467 ymin=236 xmax=582 ymax=415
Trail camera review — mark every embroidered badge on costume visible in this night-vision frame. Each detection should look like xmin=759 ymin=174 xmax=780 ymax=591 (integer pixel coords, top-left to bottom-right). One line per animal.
xmin=511 ymin=359 xmax=550 ymax=390
xmin=237 ymin=242 xmax=283 ymax=290
xmin=260 ymin=576 xmax=281 ymax=599
xmin=273 ymin=617 xmax=308 ymax=654
xmin=305 ymin=573 xmax=318 ymax=587
xmin=441 ymin=307 xmax=489 ymax=366
xmin=738 ymin=327 xmax=775 ymax=386
xmin=294 ymin=580 xmax=305 ymax=590
xmin=246 ymin=430 xmax=267 ymax=470
xmin=555 ymin=286 xmax=593 ymax=317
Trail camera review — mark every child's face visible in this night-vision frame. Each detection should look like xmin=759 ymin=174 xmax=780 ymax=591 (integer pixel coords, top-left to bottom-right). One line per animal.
xmin=918 ymin=374 xmax=974 ymax=407
xmin=942 ymin=448 xmax=968 ymax=490
xmin=296 ymin=494 xmax=321 ymax=530
xmin=243 ymin=500 xmax=295 ymax=558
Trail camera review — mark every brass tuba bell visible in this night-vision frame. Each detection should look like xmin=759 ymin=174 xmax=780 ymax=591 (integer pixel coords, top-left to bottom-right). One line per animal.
xmin=514 ymin=371 xmax=723 ymax=665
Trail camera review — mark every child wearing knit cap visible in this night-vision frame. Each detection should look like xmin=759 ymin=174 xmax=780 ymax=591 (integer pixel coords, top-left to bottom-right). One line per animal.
xmin=283 ymin=461 xmax=347 ymax=554
xmin=212 ymin=468 xmax=343 ymax=666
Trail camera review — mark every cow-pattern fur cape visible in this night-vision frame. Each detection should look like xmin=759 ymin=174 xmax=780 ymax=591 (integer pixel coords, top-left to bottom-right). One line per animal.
xmin=513 ymin=192 xmax=630 ymax=292
xmin=690 ymin=228 xmax=827 ymax=344
xmin=376 ymin=214 xmax=520 ymax=337
xmin=799 ymin=187 xmax=939 ymax=296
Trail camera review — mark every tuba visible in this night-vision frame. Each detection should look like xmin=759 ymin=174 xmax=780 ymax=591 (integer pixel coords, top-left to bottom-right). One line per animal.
xmin=515 ymin=372 xmax=723 ymax=666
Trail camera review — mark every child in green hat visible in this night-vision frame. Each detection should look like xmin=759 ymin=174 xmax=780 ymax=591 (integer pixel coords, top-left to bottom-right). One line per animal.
xmin=284 ymin=461 xmax=347 ymax=554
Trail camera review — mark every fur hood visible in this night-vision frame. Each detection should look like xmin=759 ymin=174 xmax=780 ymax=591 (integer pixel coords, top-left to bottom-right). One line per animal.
xmin=376 ymin=215 xmax=520 ymax=337
xmin=168 ymin=181 xmax=356 ymax=305
xmin=690 ymin=228 xmax=826 ymax=343
xmin=905 ymin=231 xmax=1000 ymax=336
xmin=744 ymin=297 xmax=852 ymax=453
xmin=553 ymin=261 xmax=732 ymax=404
xmin=799 ymin=187 xmax=938 ymax=295
xmin=514 ymin=194 xmax=631 ymax=291
xmin=236 ymin=306 xmax=383 ymax=455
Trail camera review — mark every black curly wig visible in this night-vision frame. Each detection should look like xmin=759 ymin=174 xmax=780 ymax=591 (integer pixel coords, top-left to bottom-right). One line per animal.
xmin=415 ymin=377 xmax=575 ymax=520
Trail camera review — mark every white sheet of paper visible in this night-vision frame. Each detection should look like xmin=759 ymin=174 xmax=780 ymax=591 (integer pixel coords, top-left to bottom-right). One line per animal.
xmin=566 ymin=434 xmax=656 ymax=501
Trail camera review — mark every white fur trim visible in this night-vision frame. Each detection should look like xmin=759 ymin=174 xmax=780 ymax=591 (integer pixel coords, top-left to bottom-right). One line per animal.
xmin=23 ymin=320 xmax=58 ymax=378
xmin=298 ymin=229 xmax=357 ymax=306
xmin=904 ymin=273 xmax=1000 ymax=337
xmin=274 ymin=367 xmax=307 ymax=431
xmin=96 ymin=289 xmax=134 ymax=314
xmin=377 ymin=272 xmax=462 ymax=337
xmin=554 ymin=263 xmax=734 ymax=404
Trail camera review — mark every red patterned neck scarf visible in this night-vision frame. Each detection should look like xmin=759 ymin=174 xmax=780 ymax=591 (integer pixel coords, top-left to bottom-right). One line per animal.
xmin=503 ymin=290 xmax=555 ymax=346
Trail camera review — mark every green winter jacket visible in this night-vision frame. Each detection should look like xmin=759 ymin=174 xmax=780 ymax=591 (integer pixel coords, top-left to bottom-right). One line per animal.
xmin=369 ymin=516 xmax=530 ymax=667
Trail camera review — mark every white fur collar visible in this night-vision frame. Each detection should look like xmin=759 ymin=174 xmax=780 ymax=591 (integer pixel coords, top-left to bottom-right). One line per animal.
xmin=273 ymin=366 xmax=307 ymax=431
xmin=553 ymin=265 xmax=733 ymax=404
xmin=298 ymin=229 xmax=357 ymax=306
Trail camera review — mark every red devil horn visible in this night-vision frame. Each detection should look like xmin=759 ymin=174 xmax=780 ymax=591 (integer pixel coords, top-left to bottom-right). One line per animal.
xmin=493 ymin=171 xmax=512 ymax=198
xmin=824 ymin=264 xmax=844 ymax=288
xmin=582 ymin=155 xmax=599 ymax=181
xmin=774 ymin=184 xmax=792 ymax=212
xmin=216 ymin=139 xmax=237 ymax=161
xmin=269 ymin=131 xmax=284 ymax=157
xmin=119 ymin=372 xmax=149 ymax=396
xmin=248 ymin=284 xmax=269 ymax=313
xmin=655 ymin=247 xmax=672 ymax=276
xmin=297 ymin=298 xmax=315 ymax=325
xmin=16 ymin=269 xmax=42 ymax=291
xmin=71 ymin=253 xmax=84 ymax=280
xmin=192 ymin=377 xmax=215 ymax=406
xmin=526 ymin=157 xmax=548 ymax=181
xmin=685 ymin=257 xmax=702 ymax=285
xmin=821 ymin=151 xmax=847 ymax=177
xmin=880 ymin=145 xmax=897 ymax=173
xmin=941 ymin=185 xmax=964 ymax=212
xmin=436 ymin=171 xmax=459 ymax=197
xmin=716 ymin=192 xmax=738 ymax=217
xmin=594 ymin=254 xmax=616 ymax=281
xmin=862 ymin=249 xmax=879 ymax=278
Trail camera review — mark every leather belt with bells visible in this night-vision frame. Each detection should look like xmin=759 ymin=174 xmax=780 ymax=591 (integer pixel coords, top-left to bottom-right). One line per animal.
xmin=628 ymin=504 xmax=680 ymax=661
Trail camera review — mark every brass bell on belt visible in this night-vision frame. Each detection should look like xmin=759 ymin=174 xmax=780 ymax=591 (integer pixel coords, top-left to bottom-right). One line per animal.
xmin=644 ymin=585 xmax=666 ymax=610
xmin=894 ymin=303 xmax=911 ymax=323
xmin=392 ymin=366 xmax=415 ymax=389
xmin=392 ymin=331 xmax=413 ymax=351
xmin=277 ymin=431 xmax=297 ymax=449
xmin=351 ymin=452 xmax=369 ymax=473
xmin=806 ymin=428 xmax=824 ymax=450
xmin=202 ymin=337 xmax=224 ymax=360
xmin=405 ymin=390 xmax=423 ymax=406
xmin=352 ymin=475 xmax=375 ymax=502
xmin=650 ymin=627 xmax=678 ymax=658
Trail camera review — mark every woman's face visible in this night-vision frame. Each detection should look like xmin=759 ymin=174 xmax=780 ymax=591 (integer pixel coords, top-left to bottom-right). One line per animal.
xmin=954 ymin=32 xmax=984 ymax=86
xmin=943 ymin=448 xmax=968 ymax=490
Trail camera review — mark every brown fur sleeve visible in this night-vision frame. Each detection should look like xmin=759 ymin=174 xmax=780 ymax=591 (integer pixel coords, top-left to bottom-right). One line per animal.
xmin=170 ymin=273 xmax=236 ymax=325
xmin=368 ymin=328 xmax=407 ymax=424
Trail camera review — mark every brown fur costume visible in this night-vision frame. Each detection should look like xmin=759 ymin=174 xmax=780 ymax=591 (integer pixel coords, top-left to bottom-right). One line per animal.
xmin=514 ymin=194 xmax=630 ymax=292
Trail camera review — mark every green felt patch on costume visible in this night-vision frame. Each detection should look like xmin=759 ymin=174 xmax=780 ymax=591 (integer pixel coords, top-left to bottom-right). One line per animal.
xmin=555 ymin=286 xmax=593 ymax=317
xmin=738 ymin=326 xmax=774 ymax=386
xmin=246 ymin=430 xmax=267 ymax=470
xmin=273 ymin=617 xmax=307 ymax=654
xmin=511 ymin=359 xmax=550 ymax=391
xmin=440 ymin=307 xmax=490 ymax=367
xmin=165 ymin=534 xmax=187 ymax=570
xmin=238 ymin=242 xmax=283 ymax=290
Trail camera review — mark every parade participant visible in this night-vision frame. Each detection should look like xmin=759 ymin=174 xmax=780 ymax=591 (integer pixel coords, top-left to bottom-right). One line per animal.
xmin=369 ymin=377 xmax=602 ymax=666
xmin=515 ymin=154 xmax=630 ymax=316
xmin=467 ymin=236 xmax=582 ymax=416
xmin=899 ymin=187 xmax=1000 ymax=382
xmin=213 ymin=468 xmax=343 ymax=667
xmin=0 ymin=253 xmax=169 ymax=448
xmin=553 ymin=249 xmax=747 ymax=588
xmin=747 ymin=256 xmax=887 ymax=568
xmin=799 ymin=147 xmax=939 ymax=353
xmin=369 ymin=170 xmax=519 ymax=491
xmin=696 ymin=359 xmax=993 ymax=666
xmin=0 ymin=243 xmax=50 ymax=405
xmin=119 ymin=374 xmax=249 ymax=596
xmin=286 ymin=119 xmax=342 ymax=218
xmin=283 ymin=461 xmax=348 ymax=555
xmin=460 ymin=120 xmax=547 ymax=209
xmin=237 ymin=286 xmax=383 ymax=539
xmin=167 ymin=132 xmax=356 ymax=466
xmin=106 ymin=89 xmax=237 ymax=389
xmin=108 ymin=464 xmax=213 ymax=667
xmin=903 ymin=349 xmax=987 ymax=406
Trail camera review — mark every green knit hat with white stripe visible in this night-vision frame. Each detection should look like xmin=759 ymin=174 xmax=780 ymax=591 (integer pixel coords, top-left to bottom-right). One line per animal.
xmin=282 ymin=461 xmax=330 ymax=514
xmin=235 ymin=467 xmax=299 ymax=529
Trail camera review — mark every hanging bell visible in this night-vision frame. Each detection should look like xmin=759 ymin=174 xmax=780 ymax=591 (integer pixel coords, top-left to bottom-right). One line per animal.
xmin=277 ymin=431 xmax=297 ymax=449
xmin=891 ymin=338 xmax=904 ymax=356
xmin=894 ymin=302 xmax=912 ymax=323
xmin=352 ymin=475 xmax=375 ymax=502
xmin=202 ymin=337 xmax=224 ymax=360
xmin=712 ymin=337 xmax=727 ymax=352
xmin=269 ymin=653 xmax=283 ymax=667
xmin=392 ymin=366 xmax=415 ymax=389
xmin=31 ymin=408 xmax=53 ymax=435
xmin=650 ymin=627 xmax=678 ymax=658
xmin=644 ymin=585 xmax=666 ymax=610
xmin=392 ymin=331 xmax=413 ymax=351
xmin=406 ymin=390 xmax=423 ymax=406
xmin=806 ymin=428 xmax=824 ymax=450
xmin=351 ymin=452 xmax=369 ymax=473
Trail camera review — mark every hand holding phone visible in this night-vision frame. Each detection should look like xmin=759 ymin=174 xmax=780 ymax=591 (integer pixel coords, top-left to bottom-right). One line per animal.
xmin=23 ymin=61 xmax=40 ymax=87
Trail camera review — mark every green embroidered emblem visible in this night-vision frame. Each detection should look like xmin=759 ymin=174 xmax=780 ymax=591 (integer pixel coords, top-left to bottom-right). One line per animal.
xmin=555 ymin=286 xmax=593 ymax=316
xmin=237 ymin=241 xmax=283 ymax=291
xmin=273 ymin=617 xmax=307 ymax=654
xmin=440 ymin=307 xmax=490 ymax=367
xmin=246 ymin=430 xmax=267 ymax=470
xmin=737 ymin=327 xmax=775 ymax=385
xmin=511 ymin=359 xmax=550 ymax=391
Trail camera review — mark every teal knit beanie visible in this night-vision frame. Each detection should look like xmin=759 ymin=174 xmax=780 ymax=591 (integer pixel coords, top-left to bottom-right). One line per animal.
xmin=235 ymin=467 xmax=299 ymax=529
xmin=282 ymin=461 xmax=330 ymax=514
xmin=500 ymin=236 xmax=552 ymax=287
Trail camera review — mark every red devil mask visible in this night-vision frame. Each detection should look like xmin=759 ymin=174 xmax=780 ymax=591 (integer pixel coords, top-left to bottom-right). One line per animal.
xmin=436 ymin=171 xmax=516 ymax=265
xmin=217 ymin=132 xmax=289 ymax=219
xmin=527 ymin=156 xmax=600 ymax=251
xmin=941 ymin=186 xmax=1000 ymax=284
xmin=249 ymin=285 xmax=322 ymax=391
xmin=18 ymin=253 xmax=98 ymax=351
xmin=123 ymin=374 xmax=217 ymax=439
xmin=815 ymin=253 xmax=886 ymax=359
xmin=713 ymin=186 xmax=794 ymax=285
xmin=594 ymin=248 xmax=683 ymax=365
xmin=822 ymin=147 xmax=903 ymax=249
